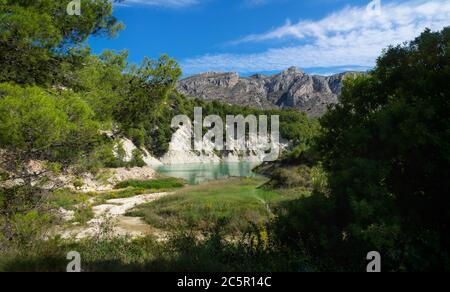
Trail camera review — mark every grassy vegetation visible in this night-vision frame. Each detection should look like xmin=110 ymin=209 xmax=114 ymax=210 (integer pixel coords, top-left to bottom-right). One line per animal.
xmin=0 ymin=230 xmax=313 ymax=272
xmin=0 ymin=177 xmax=312 ymax=272
xmin=72 ymin=206 xmax=95 ymax=225
xmin=49 ymin=189 xmax=95 ymax=211
xmin=126 ymin=177 xmax=304 ymax=234
xmin=47 ymin=189 xmax=95 ymax=224
xmin=114 ymin=177 xmax=185 ymax=190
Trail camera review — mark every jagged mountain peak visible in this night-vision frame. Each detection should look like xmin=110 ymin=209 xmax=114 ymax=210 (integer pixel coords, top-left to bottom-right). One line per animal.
xmin=282 ymin=66 xmax=304 ymax=75
xmin=177 ymin=68 xmax=360 ymax=117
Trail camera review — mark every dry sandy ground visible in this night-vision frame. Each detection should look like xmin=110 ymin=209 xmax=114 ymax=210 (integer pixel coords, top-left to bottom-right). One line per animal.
xmin=62 ymin=192 xmax=170 ymax=240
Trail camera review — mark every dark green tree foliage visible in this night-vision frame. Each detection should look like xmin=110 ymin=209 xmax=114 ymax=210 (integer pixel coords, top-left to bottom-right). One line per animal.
xmin=0 ymin=0 xmax=123 ymax=85
xmin=114 ymin=55 xmax=182 ymax=128
xmin=0 ymin=83 xmax=100 ymax=170
xmin=0 ymin=83 xmax=100 ymax=240
xmin=112 ymin=54 xmax=182 ymax=152
xmin=73 ymin=50 xmax=130 ymax=124
xmin=0 ymin=1 xmax=122 ymax=243
xmin=272 ymin=28 xmax=450 ymax=271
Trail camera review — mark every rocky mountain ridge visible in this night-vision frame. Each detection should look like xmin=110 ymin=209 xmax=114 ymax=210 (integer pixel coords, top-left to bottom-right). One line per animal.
xmin=177 ymin=67 xmax=360 ymax=117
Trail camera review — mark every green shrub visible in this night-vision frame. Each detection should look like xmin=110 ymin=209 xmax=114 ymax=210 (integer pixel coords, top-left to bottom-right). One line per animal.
xmin=72 ymin=178 xmax=84 ymax=189
xmin=126 ymin=128 xmax=145 ymax=148
xmin=10 ymin=211 xmax=52 ymax=247
xmin=129 ymin=149 xmax=146 ymax=168
xmin=73 ymin=204 xmax=94 ymax=224
xmin=267 ymin=166 xmax=313 ymax=189
xmin=310 ymin=165 xmax=328 ymax=193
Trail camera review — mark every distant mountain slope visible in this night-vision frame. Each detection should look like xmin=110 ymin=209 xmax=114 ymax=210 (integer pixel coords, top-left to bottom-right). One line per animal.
xmin=177 ymin=67 xmax=360 ymax=117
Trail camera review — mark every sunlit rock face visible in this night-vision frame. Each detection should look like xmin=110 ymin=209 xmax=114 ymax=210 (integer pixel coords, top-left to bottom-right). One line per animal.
xmin=177 ymin=67 xmax=360 ymax=117
xmin=159 ymin=124 xmax=288 ymax=165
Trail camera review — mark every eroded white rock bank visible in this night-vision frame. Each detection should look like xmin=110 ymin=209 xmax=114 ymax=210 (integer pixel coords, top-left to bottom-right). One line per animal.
xmin=159 ymin=124 xmax=288 ymax=165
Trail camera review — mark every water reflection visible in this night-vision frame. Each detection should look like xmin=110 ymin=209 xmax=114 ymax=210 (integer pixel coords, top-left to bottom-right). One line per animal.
xmin=155 ymin=162 xmax=262 ymax=185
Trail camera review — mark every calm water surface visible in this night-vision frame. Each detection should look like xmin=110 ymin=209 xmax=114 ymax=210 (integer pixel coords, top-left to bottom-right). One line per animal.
xmin=155 ymin=162 xmax=263 ymax=185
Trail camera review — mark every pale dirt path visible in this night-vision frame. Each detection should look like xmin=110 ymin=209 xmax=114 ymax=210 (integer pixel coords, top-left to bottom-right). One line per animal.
xmin=62 ymin=192 xmax=171 ymax=240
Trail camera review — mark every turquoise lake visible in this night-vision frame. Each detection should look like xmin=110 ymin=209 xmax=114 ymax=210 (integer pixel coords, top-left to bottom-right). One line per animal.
xmin=155 ymin=162 xmax=263 ymax=185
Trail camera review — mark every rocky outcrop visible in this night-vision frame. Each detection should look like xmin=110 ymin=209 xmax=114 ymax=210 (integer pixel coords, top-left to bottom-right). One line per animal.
xmin=116 ymin=137 xmax=163 ymax=167
xmin=58 ymin=166 xmax=158 ymax=193
xmin=159 ymin=123 xmax=221 ymax=165
xmin=177 ymin=67 xmax=359 ymax=117
xmin=160 ymin=124 xmax=288 ymax=165
xmin=0 ymin=138 xmax=161 ymax=193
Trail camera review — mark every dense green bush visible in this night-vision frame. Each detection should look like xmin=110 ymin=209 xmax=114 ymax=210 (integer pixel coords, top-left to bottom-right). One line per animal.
xmin=269 ymin=27 xmax=450 ymax=271
xmin=0 ymin=83 xmax=101 ymax=175
xmin=267 ymin=166 xmax=312 ymax=189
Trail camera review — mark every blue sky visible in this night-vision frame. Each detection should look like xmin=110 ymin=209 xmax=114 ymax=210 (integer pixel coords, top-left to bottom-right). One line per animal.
xmin=89 ymin=0 xmax=450 ymax=76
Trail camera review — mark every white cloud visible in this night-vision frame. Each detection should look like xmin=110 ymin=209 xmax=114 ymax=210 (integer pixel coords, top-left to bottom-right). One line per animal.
xmin=181 ymin=0 xmax=450 ymax=75
xmin=120 ymin=0 xmax=199 ymax=8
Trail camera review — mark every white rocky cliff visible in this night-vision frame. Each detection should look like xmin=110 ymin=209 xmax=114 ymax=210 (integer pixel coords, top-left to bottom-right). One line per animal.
xmin=160 ymin=124 xmax=288 ymax=165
